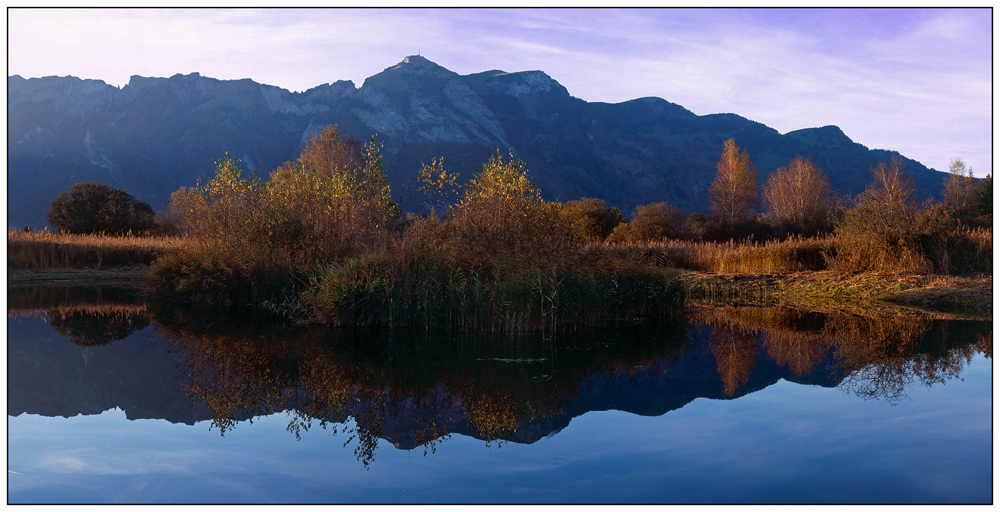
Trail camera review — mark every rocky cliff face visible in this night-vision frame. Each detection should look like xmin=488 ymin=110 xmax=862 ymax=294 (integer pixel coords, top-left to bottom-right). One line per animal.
xmin=8 ymin=56 xmax=947 ymax=229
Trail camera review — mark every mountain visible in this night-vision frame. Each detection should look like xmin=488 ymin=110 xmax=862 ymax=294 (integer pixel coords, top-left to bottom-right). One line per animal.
xmin=7 ymin=55 xmax=949 ymax=229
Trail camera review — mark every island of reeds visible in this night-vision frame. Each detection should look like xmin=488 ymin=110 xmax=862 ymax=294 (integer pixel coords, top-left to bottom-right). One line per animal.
xmin=9 ymin=126 xmax=992 ymax=327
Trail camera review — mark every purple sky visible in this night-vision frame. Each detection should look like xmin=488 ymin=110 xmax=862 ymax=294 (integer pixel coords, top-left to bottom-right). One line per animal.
xmin=7 ymin=7 xmax=993 ymax=177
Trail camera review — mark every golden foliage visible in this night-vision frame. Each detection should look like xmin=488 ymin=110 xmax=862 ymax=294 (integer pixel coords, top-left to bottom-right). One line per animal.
xmin=709 ymin=139 xmax=758 ymax=222
xmin=447 ymin=150 xmax=575 ymax=263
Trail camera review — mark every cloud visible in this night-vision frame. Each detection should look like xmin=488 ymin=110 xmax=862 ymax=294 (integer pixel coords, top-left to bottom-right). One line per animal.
xmin=7 ymin=8 xmax=991 ymax=176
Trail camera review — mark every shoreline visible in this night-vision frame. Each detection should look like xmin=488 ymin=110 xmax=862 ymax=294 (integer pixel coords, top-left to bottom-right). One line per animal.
xmin=678 ymin=269 xmax=993 ymax=320
xmin=7 ymin=264 xmax=992 ymax=321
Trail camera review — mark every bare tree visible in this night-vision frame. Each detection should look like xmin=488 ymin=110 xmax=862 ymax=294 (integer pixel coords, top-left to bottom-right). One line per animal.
xmin=763 ymin=156 xmax=834 ymax=234
xmin=943 ymin=157 xmax=978 ymax=212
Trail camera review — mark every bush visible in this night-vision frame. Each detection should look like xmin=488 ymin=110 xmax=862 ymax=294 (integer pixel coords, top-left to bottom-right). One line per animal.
xmin=154 ymin=127 xmax=401 ymax=308
xmin=607 ymin=202 xmax=684 ymax=244
xmin=47 ymin=182 xmax=157 ymax=235
xmin=831 ymin=158 xmax=922 ymax=273
xmin=447 ymin=151 xmax=576 ymax=264
xmin=559 ymin=198 xmax=625 ymax=241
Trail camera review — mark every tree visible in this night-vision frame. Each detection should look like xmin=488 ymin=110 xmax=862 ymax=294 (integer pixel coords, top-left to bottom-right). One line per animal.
xmin=450 ymin=150 xmax=573 ymax=261
xmin=763 ymin=156 xmax=834 ymax=234
xmin=942 ymin=158 xmax=978 ymax=212
xmin=417 ymin=156 xmax=461 ymax=217
xmin=559 ymin=198 xmax=624 ymax=241
xmin=833 ymin=157 xmax=925 ymax=273
xmin=47 ymin=182 xmax=157 ymax=235
xmin=607 ymin=202 xmax=685 ymax=244
xmin=709 ymin=139 xmax=758 ymax=223
xmin=266 ymin=127 xmax=400 ymax=260
xmin=976 ymin=173 xmax=992 ymax=216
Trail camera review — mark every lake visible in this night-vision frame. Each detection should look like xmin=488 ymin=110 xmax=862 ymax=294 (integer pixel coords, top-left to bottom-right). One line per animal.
xmin=7 ymin=284 xmax=992 ymax=504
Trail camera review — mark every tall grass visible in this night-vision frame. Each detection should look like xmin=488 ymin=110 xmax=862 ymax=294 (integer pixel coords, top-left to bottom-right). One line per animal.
xmin=8 ymin=230 xmax=184 ymax=269
xmin=296 ymin=250 xmax=684 ymax=331
xmin=597 ymin=235 xmax=835 ymax=274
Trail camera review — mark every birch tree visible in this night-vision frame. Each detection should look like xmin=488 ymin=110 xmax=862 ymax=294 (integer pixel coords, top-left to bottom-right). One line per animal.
xmin=709 ymin=139 xmax=758 ymax=223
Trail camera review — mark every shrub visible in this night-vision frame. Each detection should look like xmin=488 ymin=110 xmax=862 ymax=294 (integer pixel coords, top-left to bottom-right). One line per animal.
xmin=153 ymin=127 xmax=401 ymax=308
xmin=607 ymin=202 xmax=685 ymax=244
xmin=447 ymin=151 xmax=576 ymax=264
xmin=47 ymin=182 xmax=157 ymax=235
xmin=831 ymin=157 xmax=928 ymax=273
xmin=559 ymin=198 xmax=625 ymax=241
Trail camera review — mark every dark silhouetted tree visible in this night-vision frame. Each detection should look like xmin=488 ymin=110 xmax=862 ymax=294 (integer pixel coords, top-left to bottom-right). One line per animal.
xmin=47 ymin=182 xmax=157 ymax=235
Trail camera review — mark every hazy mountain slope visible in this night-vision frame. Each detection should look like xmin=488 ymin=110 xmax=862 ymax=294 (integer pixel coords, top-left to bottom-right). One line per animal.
xmin=7 ymin=56 xmax=947 ymax=229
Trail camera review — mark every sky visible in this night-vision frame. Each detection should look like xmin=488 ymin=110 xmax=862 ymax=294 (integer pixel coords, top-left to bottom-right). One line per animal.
xmin=7 ymin=7 xmax=993 ymax=177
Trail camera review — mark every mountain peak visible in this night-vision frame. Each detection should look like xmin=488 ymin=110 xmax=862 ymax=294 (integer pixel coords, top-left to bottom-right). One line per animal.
xmin=386 ymin=55 xmax=450 ymax=74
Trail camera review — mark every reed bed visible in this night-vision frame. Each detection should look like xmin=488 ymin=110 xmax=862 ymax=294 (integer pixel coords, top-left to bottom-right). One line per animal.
xmin=593 ymin=235 xmax=835 ymax=274
xmin=8 ymin=230 xmax=185 ymax=269
xmin=295 ymin=251 xmax=684 ymax=331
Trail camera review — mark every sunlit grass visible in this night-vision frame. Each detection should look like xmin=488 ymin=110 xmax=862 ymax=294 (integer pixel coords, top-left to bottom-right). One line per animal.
xmin=8 ymin=230 xmax=186 ymax=269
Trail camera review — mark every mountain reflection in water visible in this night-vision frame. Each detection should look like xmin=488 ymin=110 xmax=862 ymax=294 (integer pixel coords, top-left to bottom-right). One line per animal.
xmin=8 ymin=284 xmax=992 ymax=469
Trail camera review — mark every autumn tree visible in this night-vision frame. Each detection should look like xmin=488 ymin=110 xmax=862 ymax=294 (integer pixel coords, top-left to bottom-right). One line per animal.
xmin=47 ymin=182 xmax=157 ymax=235
xmin=154 ymin=128 xmax=400 ymax=306
xmin=417 ymin=156 xmax=461 ymax=217
xmin=449 ymin=150 xmax=573 ymax=262
xmin=709 ymin=139 xmax=758 ymax=224
xmin=762 ymin=156 xmax=835 ymax=234
xmin=559 ymin=198 xmax=625 ymax=241
xmin=833 ymin=157 xmax=925 ymax=272
xmin=266 ymin=126 xmax=400 ymax=261
xmin=607 ymin=202 xmax=684 ymax=244
xmin=942 ymin=158 xmax=978 ymax=212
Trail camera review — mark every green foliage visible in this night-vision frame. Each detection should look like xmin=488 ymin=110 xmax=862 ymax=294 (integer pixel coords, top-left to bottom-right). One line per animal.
xmin=559 ymin=198 xmax=625 ymax=241
xmin=47 ymin=182 xmax=157 ymax=235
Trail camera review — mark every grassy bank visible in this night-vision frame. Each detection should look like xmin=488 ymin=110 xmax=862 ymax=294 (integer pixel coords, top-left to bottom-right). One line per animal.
xmin=8 ymin=230 xmax=990 ymax=322
xmin=678 ymin=269 xmax=993 ymax=319
xmin=7 ymin=230 xmax=185 ymax=285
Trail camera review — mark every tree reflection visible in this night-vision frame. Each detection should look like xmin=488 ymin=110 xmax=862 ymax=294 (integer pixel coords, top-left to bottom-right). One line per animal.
xmin=145 ymin=301 xmax=990 ymax=468
xmin=691 ymin=305 xmax=991 ymax=403
xmin=9 ymin=284 xmax=150 ymax=346
xmin=708 ymin=325 xmax=758 ymax=396
xmin=47 ymin=308 xmax=150 ymax=347
xmin=154 ymin=310 xmax=587 ymax=467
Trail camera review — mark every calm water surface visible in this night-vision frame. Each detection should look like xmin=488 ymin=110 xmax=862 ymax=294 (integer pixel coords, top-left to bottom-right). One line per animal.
xmin=7 ymin=284 xmax=992 ymax=504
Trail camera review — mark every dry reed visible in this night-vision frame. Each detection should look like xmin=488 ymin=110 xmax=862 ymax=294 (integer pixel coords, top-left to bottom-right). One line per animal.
xmin=596 ymin=235 xmax=835 ymax=274
xmin=8 ymin=230 xmax=185 ymax=269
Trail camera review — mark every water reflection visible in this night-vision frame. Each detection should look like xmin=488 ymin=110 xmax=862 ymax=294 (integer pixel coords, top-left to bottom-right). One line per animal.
xmin=8 ymin=285 xmax=991 ymax=469
xmin=691 ymin=305 xmax=992 ymax=404
xmin=9 ymin=284 xmax=150 ymax=346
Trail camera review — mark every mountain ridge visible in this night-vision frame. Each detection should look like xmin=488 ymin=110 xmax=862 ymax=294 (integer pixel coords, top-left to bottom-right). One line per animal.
xmin=7 ymin=56 xmax=948 ymax=229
